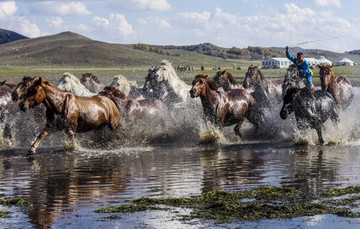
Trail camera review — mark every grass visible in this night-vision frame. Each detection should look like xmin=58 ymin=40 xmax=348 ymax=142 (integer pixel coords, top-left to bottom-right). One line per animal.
xmin=94 ymin=186 xmax=360 ymax=223
xmin=1 ymin=64 xmax=359 ymax=86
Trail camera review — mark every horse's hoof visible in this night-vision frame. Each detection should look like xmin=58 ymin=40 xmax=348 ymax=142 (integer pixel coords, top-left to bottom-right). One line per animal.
xmin=27 ymin=148 xmax=36 ymax=155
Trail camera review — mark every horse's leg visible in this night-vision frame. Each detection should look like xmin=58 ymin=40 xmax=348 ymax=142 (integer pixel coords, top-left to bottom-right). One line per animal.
xmin=64 ymin=128 xmax=77 ymax=151
xmin=315 ymin=125 xmax=324 ymax=145
xmin=234 ymin=117 xmax=245 ymax=138
xmin=29 ymin=129 xmax=50 ymax=153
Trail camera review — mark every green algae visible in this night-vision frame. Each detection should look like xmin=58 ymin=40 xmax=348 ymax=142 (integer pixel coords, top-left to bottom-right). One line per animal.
xmin=0 ymin=211 xmax=8 ymax=218
xmin=0 ymin=197 xmax=30 ymax=206
xmin=95 ymin=186 xmax=360 ymax=223
xmin=321 ymin=186 xmax=360 ymax=197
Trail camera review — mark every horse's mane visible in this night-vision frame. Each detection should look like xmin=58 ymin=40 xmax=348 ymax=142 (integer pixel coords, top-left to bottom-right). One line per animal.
xmin=112 ymin=75 xmax=138 ymax=87
xmin=195 ymin=74 xmax=218 ymax=91
xmin=82 ymin=73 xmax=101 ymax=84
xmin=60 ymin=72 xmax=82 ymax=85
xmin=102 ymin=85 xmax=126 ymax=99
xmin=214 ymin=70 xmax=238 ymax=85
xmin=0 ymin=80 xmax=17 ymax=88
xmin=318 ymin=64 xmax=336 ymax=79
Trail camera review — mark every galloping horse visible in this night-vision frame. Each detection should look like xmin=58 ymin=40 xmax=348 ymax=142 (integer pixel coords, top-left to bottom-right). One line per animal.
xmin=99 ymin=85 xmax=169 ymax=129
xmin=189 ymin=74 xmax=263 ymax=138
xmin=143 ymin=60 xmax=192 ymax=106
xmin=57 ymin=72 xmax=96 ymax=96
xmin=318 ymin=64 xmax=354 ymax=109
xmin=282 ymin=64 xmax=308 ymax=96
xmin=280 ymin=87 xmax=339 ymax=144
xmin=80 ymin=73 xmax=104 ymax=93
xmin=19 ymin=78 xmax=123 ymax=153
xmin=213 ymin=70 xmax=254 ymax=93
xmin=12 ymin=76 xmax=37 ymax=101
xmin=111 ymin=75 xmax=145 ymax=100
xmin=243 ymin=65 xmax=283 ymax=106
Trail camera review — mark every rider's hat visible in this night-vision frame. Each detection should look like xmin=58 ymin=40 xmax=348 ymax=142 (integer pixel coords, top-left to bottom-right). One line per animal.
xmin=297 ymin=52 xmax=304 ymax=58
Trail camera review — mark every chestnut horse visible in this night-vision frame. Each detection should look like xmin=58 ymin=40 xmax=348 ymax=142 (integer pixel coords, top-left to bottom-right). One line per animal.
xmin=80 ymin=73 xmax=104 ymax=93
xmin=243 ymin=65 xmax=283 ymax=106
xmin=19 ymin=78 xmax=123 ymax=153
xmin=318 ymin=64 xmax=354 ymax=109
xmin=189 ymin=74 xmax=263 ymax=138
xmin=99 ymin=85 xmax=170 ymax=129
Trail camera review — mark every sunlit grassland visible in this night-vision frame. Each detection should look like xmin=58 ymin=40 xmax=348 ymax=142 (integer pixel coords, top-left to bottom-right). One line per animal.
xmin=0 ymin=64 xmax=359 ymax=86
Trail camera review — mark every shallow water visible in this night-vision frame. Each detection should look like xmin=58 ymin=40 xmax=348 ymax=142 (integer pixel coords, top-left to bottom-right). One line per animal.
xmin=0 ymin=88 xmax=359 ymax=228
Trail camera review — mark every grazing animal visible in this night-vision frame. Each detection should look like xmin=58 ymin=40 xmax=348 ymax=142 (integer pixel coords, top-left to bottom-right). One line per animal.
xmin=57 ymin=72 xmax=96 ymax=96
xmin=189 ymin=74 xmax=263 ymax=138
xmin=111 ymin=75 xmax=145 ymax=100
xmin=243 ymin=65 xmax=283 ymax=106
xmin=80 ymin=73 xmax=104 ymax=93
xmin=282 ymin=64 xmax=308 ymax=96
xmin=19 ymin=78 xmax=123 ymax=153
xmin=143 ymin=60 xmax=192 ymax=106
xmin=99 ymin=85 xmax=169 ymax=128
xmin=280 ymin=87 xmax=339 ymax=144
xmin=318 ymin=64 xmax=354 ymax=109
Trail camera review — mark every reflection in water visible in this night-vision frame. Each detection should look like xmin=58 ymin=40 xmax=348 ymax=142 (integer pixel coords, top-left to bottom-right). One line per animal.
xmin=0 ymin=88 xmax=358 ymax=228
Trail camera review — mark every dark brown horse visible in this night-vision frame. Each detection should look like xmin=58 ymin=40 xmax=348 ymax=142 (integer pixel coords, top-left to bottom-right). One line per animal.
xmin=243 ymin=65 xmax=283 ymax=106
xmin=189 ymin=74 xmax=263 ymax=138
xmin=12 ymin=76 xmax=36 ymax=102
xmin=19 ymin=78 xmax=123 ymax=153
xmin=318 ymin=64 xmax=354 ymax=109
xmin=80 ymin=73 xmax=104 ymax=93
xmin=213 ymin=70 xmax=255 ymax=94
xmin=99 ymin=85 xmax=170 ymax=128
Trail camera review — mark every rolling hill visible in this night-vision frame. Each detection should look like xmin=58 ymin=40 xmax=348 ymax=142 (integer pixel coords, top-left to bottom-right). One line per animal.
xmin=0 ymin=28 xmax=28 ymax=44
xmin=0 ymin=29 xmax=359 ymax=68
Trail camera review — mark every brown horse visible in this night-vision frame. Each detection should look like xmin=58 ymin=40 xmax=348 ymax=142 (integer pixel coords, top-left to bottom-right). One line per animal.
xmin=80 ymin=73 xmax=104 ymax=93
xmin=12 ymin=76 xmax=37 ymax=101
xmin=99 ymin=85 xmax=170 ymax=129
xmin=189 ymin=74 xmax=263 ymax=137
xmin=19 ymin=78 xmax=123 ymax=153
xmin=243 ymin=65 xmax=283 ymax=106
xmin=213 ymin=70 xmax=255 ymax=93
xmin=318 ymin=64 xmax=354 ymax=109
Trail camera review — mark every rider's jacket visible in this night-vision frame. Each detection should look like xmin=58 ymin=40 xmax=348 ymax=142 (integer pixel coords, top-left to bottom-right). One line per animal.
xmin=286 ymin=51 xmax=313 ymax=87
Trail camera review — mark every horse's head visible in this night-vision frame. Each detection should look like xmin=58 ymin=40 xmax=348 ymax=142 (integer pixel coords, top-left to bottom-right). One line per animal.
xmin=19 ymin=77 xmax=46 ymax=111
xmin=280 ymin=87 xmax=300 ymax=119
xmin=190 ymin=74 xmax=218 ymax=98
xmin=143 ymin=68 xmax=159 ymax=92
xmin=243 ymin=65 xmax=264 ymax=88
xmin=81 ymin=73 xmax=102 ymax=93
xmin=12 ymin=76 xmax=36 ymax=101
xmin=318 ymin=64 xmax=334 ymax=90
xmin=99 ymin=85 xmax=127 ymax=100
xmin=213 ymin=70 xmax=238 ymax=91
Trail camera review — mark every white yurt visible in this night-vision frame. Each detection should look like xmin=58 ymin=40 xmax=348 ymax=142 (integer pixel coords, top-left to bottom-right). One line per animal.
xmin=318 ymin=56 xmax=332 ymax=66
xmin=335 ymin=57 xmax=355 ymax=66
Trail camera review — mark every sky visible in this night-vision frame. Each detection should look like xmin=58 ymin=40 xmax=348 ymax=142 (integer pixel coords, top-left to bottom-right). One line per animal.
xmin=0 ymin=0 xmax=360 ymax=53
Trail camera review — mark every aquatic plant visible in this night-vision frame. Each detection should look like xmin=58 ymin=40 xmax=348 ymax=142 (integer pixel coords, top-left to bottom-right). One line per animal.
xmin=95 ymin=186 xmax=360 ymax=223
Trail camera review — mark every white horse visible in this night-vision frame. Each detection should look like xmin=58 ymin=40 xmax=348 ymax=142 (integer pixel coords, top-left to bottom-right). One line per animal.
xmin=111 ymin=75 xmax=145 ymax=100
xmin=144 ymin=60 xmax=192 ymax=106
xmin=57 ymin=72 xmax=96 ymax=96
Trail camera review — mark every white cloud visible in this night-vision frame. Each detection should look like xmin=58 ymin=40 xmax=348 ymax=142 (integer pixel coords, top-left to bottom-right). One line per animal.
xmin=49 ymin=17 xmax=63 ymax=27
xmin=173 ymin=3 xmax=359 ymax=52
xmin=313 ymin=0 xmax=342 ymax=8
xmin=34 ymin=1 xmax=91 ymax=16
xmin=0 ymin=1 xmax=17 ymax=20
xmin=93 ymin=16 xmax=109 ymax=27
xmin=137 ymin=16 xmax=171 ymax=29
xmin=19 ymin=18 xmax=41 ymax=38
xmin=93 ymin=14 xmax=137 ymax=41
xmin=116 ymin=0 xmax=171 ymax=12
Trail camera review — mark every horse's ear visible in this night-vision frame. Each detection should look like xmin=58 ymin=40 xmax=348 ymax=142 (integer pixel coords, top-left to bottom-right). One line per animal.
xmin=38 ymin=77 xmax=43 ymax=84
xmin=0 ymin=80 xmax=5 ymax=86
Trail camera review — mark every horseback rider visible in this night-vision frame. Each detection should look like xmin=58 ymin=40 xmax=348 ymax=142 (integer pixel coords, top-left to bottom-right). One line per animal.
xmin=285 ymin=46 xmax=315 ymax=90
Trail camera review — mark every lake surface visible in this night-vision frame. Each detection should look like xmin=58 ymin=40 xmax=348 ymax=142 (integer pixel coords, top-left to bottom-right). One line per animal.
xmin=0 ymin=88 xmax=359 ymax=228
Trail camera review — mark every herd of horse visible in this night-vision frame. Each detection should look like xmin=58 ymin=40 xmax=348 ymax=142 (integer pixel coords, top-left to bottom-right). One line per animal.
xmin=0 ymin=59 xmax=355 ymax=153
